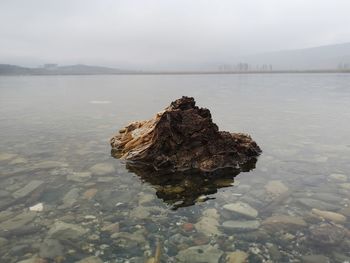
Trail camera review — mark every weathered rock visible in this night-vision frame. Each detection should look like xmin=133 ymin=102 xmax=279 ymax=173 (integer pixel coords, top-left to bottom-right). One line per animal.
xmin=48 ymin=221 xmax=88 ymax=241
xmin=222 ymin=220 xmax=260 ymax=231
xmin=176 ymin=244 xmax=223 ymax=263
xmin=110 ymin=96 xmax=261 ymax=172
xmin=223 ymin=202 xmax=258 ymax=219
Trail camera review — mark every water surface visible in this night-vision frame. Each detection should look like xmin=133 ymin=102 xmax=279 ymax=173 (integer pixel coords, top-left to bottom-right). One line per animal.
xmin=1 ymin=74 xmax=350 ymax=262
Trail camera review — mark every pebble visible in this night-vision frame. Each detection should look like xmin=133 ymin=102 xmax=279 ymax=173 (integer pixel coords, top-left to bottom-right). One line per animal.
xmin=12 ymin=180 xmax=44 ymax=199
xmin=39 ymin=238 xmax=64 ymax=259
xmin=223 ymin=202 xmax=258 ymax=219
xmin=84 ymin=215 xmax=97 ymax=220
xmin=301 ymin=254 xmax=330 ymax=263
xmin=48 ymin=221 xmax=88 ymax=241
xmin=222 ymin=220 xmax=260 ymax=231
xmin=262 ymin=215 xmax=307 ymax=232
xmin=10 ymin=157 xmax=28 ymax=165
xmin=227 ymin=250 xmax=248 ymax=263
xmin=129 ymin=206 xmax=150 ymax=220
xmin=0 ymin=237 xmax=8 ymax=246
xmin=67 ymin=172 xmax=92 ymax=182
xmin=176 ymin=245 xmax=223 ymax=263
xmin=60 ymin=188 xmax=79 ymax=208
xmin=297 ymin=198 xmax=340 ymax=211
xmin=101 ymin=223 xmax=119 ymax=234
xmin=111 ymin=231 xmax=146 ymax=249
xmin=76 ymin=256 xmax=103 ymax=263
xmin=194 ymin=216 xmax=220 ymax=236
xmin=309 ymin=223 xmax=345 ymax=245
xmin=264 ymin=180 xmax=289 ymax=196
xmin=340 ymin=183 xmax=350 ymax=190
xmin=16 ymin=256 xmax=47 ymax=263
xmin=97 ymin=176 xmax=115 ymax=183
xmin=34 ymin=160 xmax=68 ymax=169
xmin=203 ymin=208 xmax=220 ymax=219
xmin=0 ymin=153 xmax=17 ymax=161
xmin=83 ymin=188 xmax=98 ymax=199
xmin=89 ymin=163 xmax=115 ymax=176
xmin=182 ymin=223 xmax=194 ymax=232
xmin=328 ymin=173 xmax=347 ymax=182
xmin=311 ymin=208 xmax=346 ymax=223
xmin=29 ymin=203 xmax=44 ymax=212
xmin=339 ymin=207 xmax=350 ymax=217
xmin=138 ymin=193 xmax=154 ymax=205
xmin=0 ymin=211 xmax=36 ymax=231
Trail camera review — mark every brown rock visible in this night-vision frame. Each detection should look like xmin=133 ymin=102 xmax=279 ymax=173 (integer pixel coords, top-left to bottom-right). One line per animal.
xmin=83 ymin=188 xmax=98 ymax=200
xmin=110 ymin=96 xmax=261 ymax=172
xmin=182 ymin=223 xmax=194 ymax=232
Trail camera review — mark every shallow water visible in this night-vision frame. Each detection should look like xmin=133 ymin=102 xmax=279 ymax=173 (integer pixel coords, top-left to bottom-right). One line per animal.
xmin=0 ymin=74 xmax=350 ymax=262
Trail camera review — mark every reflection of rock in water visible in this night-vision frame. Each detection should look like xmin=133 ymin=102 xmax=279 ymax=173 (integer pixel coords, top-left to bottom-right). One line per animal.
xmin=123 ymin=158 xmax=258 ymax=210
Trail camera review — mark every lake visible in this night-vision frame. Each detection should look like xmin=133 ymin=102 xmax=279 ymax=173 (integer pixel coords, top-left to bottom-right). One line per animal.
xmin=1 ymin=74 xmax=350 ymax=263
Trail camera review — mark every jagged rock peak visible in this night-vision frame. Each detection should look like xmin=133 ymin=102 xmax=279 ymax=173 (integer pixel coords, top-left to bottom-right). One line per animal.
xmin=110 ymin=96 xmax=261 ymax=172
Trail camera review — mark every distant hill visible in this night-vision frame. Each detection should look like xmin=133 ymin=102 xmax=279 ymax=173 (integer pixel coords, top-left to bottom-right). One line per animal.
xmin=0 ymin=64 xmax=32 ymax=75
xmin=0 ymin=64 xmax=138 ymax=75
xmin=235 ymin=42 xmax=350 ymax=70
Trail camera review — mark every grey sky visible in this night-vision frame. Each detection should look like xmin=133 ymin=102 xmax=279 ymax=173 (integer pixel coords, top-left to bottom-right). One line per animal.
xmin=1 ymin=0 xmax=349 ymax=69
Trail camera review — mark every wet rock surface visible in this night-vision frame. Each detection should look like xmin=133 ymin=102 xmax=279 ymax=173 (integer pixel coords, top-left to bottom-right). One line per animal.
xmin=110 ymin=96 xmax=261 ymax=172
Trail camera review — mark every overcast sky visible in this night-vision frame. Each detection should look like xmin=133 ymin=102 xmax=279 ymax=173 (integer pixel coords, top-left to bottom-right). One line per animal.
xmin=1 ymin=0 xmax=349 ymax=69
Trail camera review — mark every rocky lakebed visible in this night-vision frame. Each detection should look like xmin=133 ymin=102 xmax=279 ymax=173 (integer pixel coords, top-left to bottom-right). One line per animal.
xmin=1 ymin=74 xmax=350 ymax=263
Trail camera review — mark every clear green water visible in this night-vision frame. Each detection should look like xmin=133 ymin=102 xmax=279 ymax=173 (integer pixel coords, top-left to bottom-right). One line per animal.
xmin=0 ymin=74 xmax=350 ymax=262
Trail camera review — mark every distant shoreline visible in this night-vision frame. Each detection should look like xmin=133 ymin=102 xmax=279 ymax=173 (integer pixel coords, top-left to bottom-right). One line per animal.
xmin=1 ymin=70 xmax=350 ymax=76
